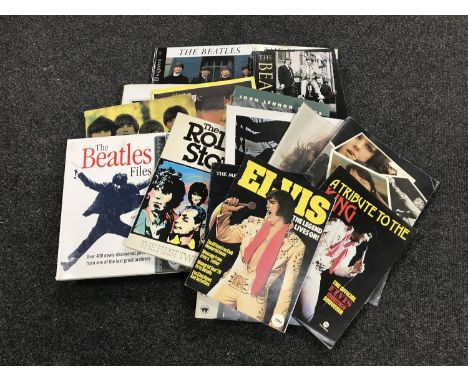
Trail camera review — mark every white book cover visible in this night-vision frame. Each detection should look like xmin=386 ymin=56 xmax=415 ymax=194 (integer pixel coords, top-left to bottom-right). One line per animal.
xmin=126 ymin=114 xmax=226 ymax=267
xmin=56 ymin=133 xmax=174 ymax=281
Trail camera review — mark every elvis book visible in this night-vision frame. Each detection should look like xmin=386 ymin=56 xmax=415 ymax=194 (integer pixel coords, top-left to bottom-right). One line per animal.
xmin=125 ymin=113 xmax=226 ymax=268
xmin=185 ymin=156 xmax=335 ymax=332
xmin=56 ymin=133 xmax=178 ymax=281
xmin=294 ymin=166 xmax=415 ymax=348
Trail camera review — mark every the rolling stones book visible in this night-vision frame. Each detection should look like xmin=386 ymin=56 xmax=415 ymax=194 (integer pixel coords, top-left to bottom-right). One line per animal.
xmin=151 ymin=44 xmax=254 ymax=84
xmin=252 ymin=48 xmax=348 ymax=119
xmin=225 ymin=105 xmax=295 ymax=166
xmin=185 ymin=156 xmax=335 ymax=332
xmin=268 ymin=103 xmax=343 ymax=174
xmin=151 ymin=78 xmax=256 ymax=126
xmin=231 ymin=84 xmax=332 ymax=117
xmin=293 ymin=166 xmax=415 ymax=348
xmin=84 ymin=96 xmax=197 ymax=137
xmin=56 ymin=133 xmax=183 ymax=281
xmin=305 ymin=116 xmax=439 ymax=305
xmin=125 ymin=114 xmax=226 ymax=268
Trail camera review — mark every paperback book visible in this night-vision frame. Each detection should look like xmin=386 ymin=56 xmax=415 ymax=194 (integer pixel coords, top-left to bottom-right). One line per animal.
xmin=185 ymin=156 xmax=334 ymax=332
xmin=126 ymin=114 xmax=226 ymax=267
xmin=293 ymin=166 xmax=415 ymax=348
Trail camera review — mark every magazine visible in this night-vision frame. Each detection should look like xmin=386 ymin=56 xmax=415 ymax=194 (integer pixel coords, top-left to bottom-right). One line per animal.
xmin=225 ymin=105 xmax=295 ymax=165
xmin=231 ymin=85 xmax=332 ymax=116
xmin=84 ymin=96 xmax=197 ymax=136
xmin=252 ymin=48 xmax=348 ymax=119
xmin=268 ymin=103 xmax=342 ymax=173
xmin=151 ymin=44 xmax=254 ymax=84
xmin=185 ymin=156 xmax=335 ymax=332
xmin=56 ymin=133 xmax=182 ymax=280
xmin=194 ymin=162 xmax=301 ymax=326
xmin=125 ymin=114 xmax=225 ymax=268
xmin=293 ymin=166 xmax=415 ymax=348
xmin=151 ymin=77 xmax=256 ymax=126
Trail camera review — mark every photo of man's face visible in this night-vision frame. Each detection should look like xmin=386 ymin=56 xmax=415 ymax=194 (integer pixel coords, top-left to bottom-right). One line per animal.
xmin=266 ymin=197 xmax=280 ymax=221
xmin=220 ymin=68 xmax=231 ymax=78
xmin=201 ymin=68 xmax=210 ymax=77
xmin=174 ymin=65 xmax=183 ymax=74
xmin=349 ymin=168 xmax=372 ymax=192
xmin=148 ymin=187 xmax=173 ymax=212
xmin=337 ymin=134 xmax=378 ymax=163
xmin=115 ymin=124 xmax=135 ymax=136
xmin=173 ymin=209 xmax=199 ymax=235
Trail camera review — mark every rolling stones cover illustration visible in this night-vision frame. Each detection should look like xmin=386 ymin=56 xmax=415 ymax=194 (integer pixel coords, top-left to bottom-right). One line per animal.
xmin=232 ymin=85 xmax=332 ymax=117
xmin=126 ymin=114 xmax=225 ymax=268
xmin=56 ymin=133 xmax=179 ymax=281
xmin=151 ymin=77 xmax=256 ymax=126
xmin=186 ymin=156 xmax=335 ymax=332
xmin=252 ymin=48 xmax=348 ymax=119
xmin=294 ymin=166 xmax=415 ymax=348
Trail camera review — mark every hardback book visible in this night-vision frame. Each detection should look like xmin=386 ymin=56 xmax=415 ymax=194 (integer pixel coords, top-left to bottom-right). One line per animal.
xmin=84 ymin=96 xmax=197 ymax=137
xmin=185 ymin=156 xmax=335 ymax=332
xmin=293 ymin=166 xmax=415 ymax=348
xmin=56 ymin=133 xmax=180 ymax=281
xmin=125 ymin=114 xmax=225 ymax=268
xmin=252 ymin=48 xmax=348 ymax=119
xmin=225 ymin=105 xmax=295 ymax=165
xmin=151 ymin=44 xmax=254 ymax=84
xmin=231 ymin=85 xmax=332 ymax=117
xmin=151 ymin=77 xmax=256 ymax=126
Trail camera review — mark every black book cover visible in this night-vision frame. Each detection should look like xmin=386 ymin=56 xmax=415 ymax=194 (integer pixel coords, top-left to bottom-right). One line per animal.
xmin=185 ymin=155 xmax=335 ymax=332
xmin=294 ymin=166 xmax=415 ymax=348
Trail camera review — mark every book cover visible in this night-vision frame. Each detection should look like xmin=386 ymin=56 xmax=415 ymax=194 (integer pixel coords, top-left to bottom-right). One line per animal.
xmin=294 ymin=166 xmax=415 ymax=348
xmin=125 ymin=114 xmax=225 ymax=267
xmin=84 ymin=96 xmax=197 ymax=137
xmin=252 ymin=48 xmax=348 ymax=119
xmin=232 ymin=85 xmax=332 ymax=117
xmin=151 ymin=77 xmax=256 ymax=126
xmin=225 ymin=105 xmax=295 ymax=165
xmin=151 ymin=44 xmax=253 ymax=84
xmin=268 ymin=103 xmax=342 ymax=173
xmin=185 ymin=156 xmax=335 ymax=332
xmin=56 ymin=133 xmax=179 ymax=281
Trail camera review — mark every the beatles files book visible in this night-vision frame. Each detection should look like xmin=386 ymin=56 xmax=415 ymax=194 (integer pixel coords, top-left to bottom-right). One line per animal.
xmin=56 ymin=133 xmax=175 ymax=281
